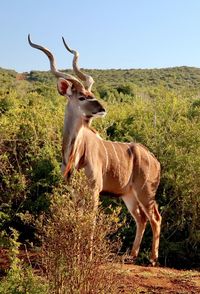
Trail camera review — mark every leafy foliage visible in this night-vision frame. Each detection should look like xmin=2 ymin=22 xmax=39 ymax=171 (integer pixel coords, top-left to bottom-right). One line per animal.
xmin=0 ymin=229 xmax=48 ymax=294
xmin=0 ymin=66 xmax=200 ymax=270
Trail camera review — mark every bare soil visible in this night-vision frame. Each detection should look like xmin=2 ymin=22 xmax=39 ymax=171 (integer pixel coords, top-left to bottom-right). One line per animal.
xmin=0 ymin=248 xmax=199 ymax=293
xmin=114 ymin=263 xmax=200 ymax=294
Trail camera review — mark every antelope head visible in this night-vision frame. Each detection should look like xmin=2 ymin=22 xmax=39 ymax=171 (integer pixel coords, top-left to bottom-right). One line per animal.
xmin=28 ymin=35 xmax=106 ymax=122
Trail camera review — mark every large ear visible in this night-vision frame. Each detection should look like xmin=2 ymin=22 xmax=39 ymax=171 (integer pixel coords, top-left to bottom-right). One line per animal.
xmin=57 ymin=78 xmax=73 ymax=96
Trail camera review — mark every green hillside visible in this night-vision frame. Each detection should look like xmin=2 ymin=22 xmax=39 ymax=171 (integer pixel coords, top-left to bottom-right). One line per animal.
xmin=26 ymin=66 xmax=200 ymax=88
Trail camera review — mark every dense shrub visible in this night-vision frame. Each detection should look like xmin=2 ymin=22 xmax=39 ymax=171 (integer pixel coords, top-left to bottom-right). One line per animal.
xmin=0 ymin=67 xmax=200 ymax=270
xmin=0 ymin=174 xmax=121 ymax=294
xmin=39 ymin=172 xmax=121 ymax=294
xmin=0 ymin=229 xmax=48 ymax=294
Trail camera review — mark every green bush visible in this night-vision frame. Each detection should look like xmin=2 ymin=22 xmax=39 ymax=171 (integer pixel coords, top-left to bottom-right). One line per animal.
xmin=0 ymin=67 xmax=200 ymax=269
xmin=0 ymin=229 xmax=48 ymax=294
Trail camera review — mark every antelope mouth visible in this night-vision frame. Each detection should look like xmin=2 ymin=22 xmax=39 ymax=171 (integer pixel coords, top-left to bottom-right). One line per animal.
xmin=92 ymin=111 xmax=107 ymax=117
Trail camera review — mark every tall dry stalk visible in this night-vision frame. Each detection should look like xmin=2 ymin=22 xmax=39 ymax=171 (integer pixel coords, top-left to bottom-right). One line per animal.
xmin=41 ymin=172 xmax=121 ymax=294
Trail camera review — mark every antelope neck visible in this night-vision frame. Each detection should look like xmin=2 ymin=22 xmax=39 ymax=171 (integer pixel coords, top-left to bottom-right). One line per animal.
xmin=62 ymin=112 xmax=96 ymax=175
xmin=62 ymin=113 xmax=82 ymax=162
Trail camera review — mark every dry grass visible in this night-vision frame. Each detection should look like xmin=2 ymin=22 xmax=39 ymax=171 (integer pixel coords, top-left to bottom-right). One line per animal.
xmin=40 ymin=172 xmax=121 ymax=294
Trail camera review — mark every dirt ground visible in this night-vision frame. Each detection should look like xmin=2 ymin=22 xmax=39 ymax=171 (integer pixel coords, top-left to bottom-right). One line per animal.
xmin=114 ymin=263 xmax=200 ymax=294
xmin=0 ymin=249 xmax=199 ymax=293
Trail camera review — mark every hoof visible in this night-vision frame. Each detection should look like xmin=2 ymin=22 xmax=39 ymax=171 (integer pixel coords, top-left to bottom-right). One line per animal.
xmin=149 ymin=259 xmax=159 ymax=267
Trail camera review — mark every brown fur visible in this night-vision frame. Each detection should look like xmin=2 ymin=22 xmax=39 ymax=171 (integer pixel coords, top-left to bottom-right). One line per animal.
xmin=62 ymin=123 xmax=161 ymax=265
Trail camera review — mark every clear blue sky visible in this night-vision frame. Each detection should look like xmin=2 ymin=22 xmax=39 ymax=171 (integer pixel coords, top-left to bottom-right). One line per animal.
xmin=1 ymin=0 xmax=200 ymax=72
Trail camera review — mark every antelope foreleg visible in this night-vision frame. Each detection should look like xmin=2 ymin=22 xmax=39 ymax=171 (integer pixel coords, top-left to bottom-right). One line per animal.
xmin=149 ymin=203 xmax=162 ymax=266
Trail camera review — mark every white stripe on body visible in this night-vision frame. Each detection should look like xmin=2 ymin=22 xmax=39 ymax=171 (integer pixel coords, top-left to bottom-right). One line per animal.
xmin=110 ymin=142 xmax=121 ymax=178
xmin=138 ymin=144 xmax=151 ymax=190
xmin=99 ymin=139 xmax=109 ymax=172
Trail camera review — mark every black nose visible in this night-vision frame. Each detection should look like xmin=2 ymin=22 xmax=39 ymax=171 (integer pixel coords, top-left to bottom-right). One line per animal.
xmin=99 ymin=106 xmax=106 ymax=112
xmin=92 ymin=106 xmax=106 ymax=114
xmin=91 ymin=100 xmax=106 ymax=114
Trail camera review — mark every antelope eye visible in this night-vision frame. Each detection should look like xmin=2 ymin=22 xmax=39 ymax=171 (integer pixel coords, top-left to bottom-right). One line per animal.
xmin=78 ymin=96 xmax=86 ymax=101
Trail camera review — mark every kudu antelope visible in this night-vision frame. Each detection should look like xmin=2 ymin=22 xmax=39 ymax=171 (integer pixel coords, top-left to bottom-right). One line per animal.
xmin=28 ymin=35 xmax=162 ymax=265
